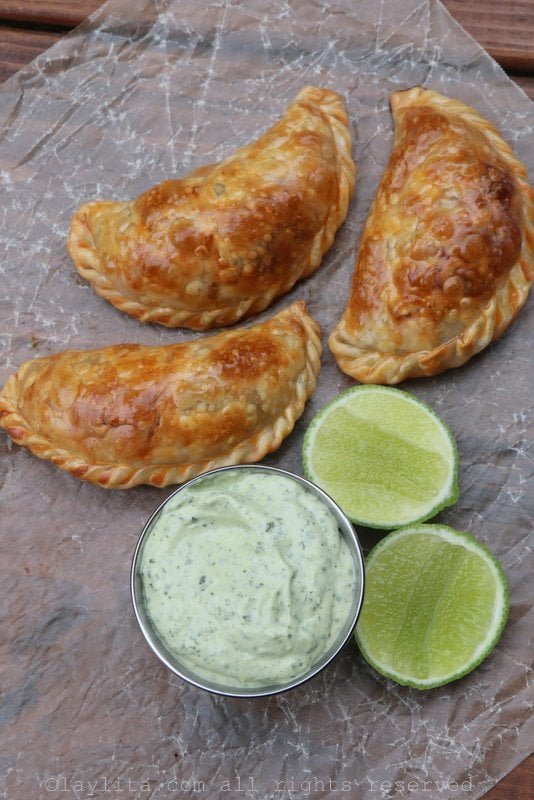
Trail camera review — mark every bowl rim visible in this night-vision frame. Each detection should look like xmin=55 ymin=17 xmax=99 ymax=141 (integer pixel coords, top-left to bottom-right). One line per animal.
xmin=130 ymin=463 xmax=365 ymax=698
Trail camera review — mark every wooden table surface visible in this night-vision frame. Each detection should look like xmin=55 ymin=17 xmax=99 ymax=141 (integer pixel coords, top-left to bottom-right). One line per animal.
xmin=0 ymin=1 xmax=532 ymax=798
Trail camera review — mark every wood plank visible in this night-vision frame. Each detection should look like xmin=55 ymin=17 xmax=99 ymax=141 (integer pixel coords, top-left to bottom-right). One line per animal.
xmin=0 ymin=1 xmax=533 ymax=70
xmin=0 ymin=25 xmax=59 ymax=83
xmin=0 ymin=0 xmax=103 ymax=29
xmin=485 ymin=754 xmax=534 ymax=800
xmin=513 ymin=75 xmax=534 ymax=102
xmin=442 ymin=0 xmax=534 ymax=70
xmin=0 ymin=1 xmax=533 ymax=71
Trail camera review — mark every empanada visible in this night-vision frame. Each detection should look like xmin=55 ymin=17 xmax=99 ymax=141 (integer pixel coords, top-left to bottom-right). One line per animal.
xmin=329 ymin=86 xmax=534 ymax=384
xmin=0 ymin=301 xmax=321 ymax=489
xmin=67 ymin=86 xmax=355 ymax=330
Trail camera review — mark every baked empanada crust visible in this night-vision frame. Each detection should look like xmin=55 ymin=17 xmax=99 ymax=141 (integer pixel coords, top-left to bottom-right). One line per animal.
xmin=67 ymin=86 xmax=355 ymax=330
xmin=329 ymin=86 xmax=534 ymax=384
xmin=0 ymin=301 xmax=321 ymax=489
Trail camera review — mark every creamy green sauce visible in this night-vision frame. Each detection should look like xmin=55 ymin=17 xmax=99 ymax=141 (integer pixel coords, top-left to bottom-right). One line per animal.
xmin=139 ymin=469 xmax=357 ymax=689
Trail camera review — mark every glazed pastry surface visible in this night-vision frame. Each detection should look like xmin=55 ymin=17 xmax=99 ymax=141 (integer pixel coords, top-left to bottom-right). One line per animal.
xmin=0 ymin=301 xmax=321 ymax=489
xmin=68 ymin=86 xmax=355 ymax=330
xmin=329 ymin=86 xmax=534 ymax=384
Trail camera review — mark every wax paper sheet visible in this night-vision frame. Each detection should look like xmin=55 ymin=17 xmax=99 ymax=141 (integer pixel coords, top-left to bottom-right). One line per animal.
xmin=0 ymin=1 xmax=533 ymax=799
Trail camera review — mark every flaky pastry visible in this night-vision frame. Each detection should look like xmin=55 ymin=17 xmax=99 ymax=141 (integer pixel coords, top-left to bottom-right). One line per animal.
xmin=329 ymin=86 xmax=534 ymax=383
xmin=67 ymin=86 xmax=355 ymax=330
xmin=0 ymin=301 xmax=321 ymax=489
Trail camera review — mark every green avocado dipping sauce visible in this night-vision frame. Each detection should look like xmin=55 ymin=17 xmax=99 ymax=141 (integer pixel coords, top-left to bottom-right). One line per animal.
xmin=137 ymin=468 xmax=359 ymax=690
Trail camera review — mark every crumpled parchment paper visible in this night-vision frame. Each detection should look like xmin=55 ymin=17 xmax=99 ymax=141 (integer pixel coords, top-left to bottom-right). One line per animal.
xmin=0 ymin=1 xmax=532 ymax=799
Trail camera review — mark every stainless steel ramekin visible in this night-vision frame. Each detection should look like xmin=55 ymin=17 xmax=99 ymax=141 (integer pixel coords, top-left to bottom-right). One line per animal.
xmin=131 ymin=464 xmax=365 ymax=698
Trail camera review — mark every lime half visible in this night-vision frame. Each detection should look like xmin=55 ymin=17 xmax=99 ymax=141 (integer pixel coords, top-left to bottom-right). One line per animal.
xmin=302 ymin=385 xmax=458 ymax=529
xmin=355 ymin=524 xmax=509 ymax=689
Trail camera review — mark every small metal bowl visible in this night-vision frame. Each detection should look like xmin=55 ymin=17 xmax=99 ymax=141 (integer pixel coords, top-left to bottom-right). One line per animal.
xmin=131 ymin=464 xmax=365 ymax=698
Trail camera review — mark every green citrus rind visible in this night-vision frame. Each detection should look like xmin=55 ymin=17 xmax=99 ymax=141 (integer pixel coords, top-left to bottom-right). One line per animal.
xmin=302 ymin=385 xmax=459 ymax=529
xmin=355 ymin=524 xmax=510 ymax=689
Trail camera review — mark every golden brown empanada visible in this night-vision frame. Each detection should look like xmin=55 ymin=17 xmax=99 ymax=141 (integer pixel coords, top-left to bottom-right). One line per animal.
xmin=67 ymin=86 xmax=355 ymax=330
xmin=329 ymin=86 xmax=534 ymax=384
xmin=0 ymin=301 xmax=321 ymax=489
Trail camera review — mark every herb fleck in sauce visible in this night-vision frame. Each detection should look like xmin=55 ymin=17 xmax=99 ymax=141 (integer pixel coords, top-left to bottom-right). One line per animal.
xmin=139 ymin=470 xmax=357 ymax=688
